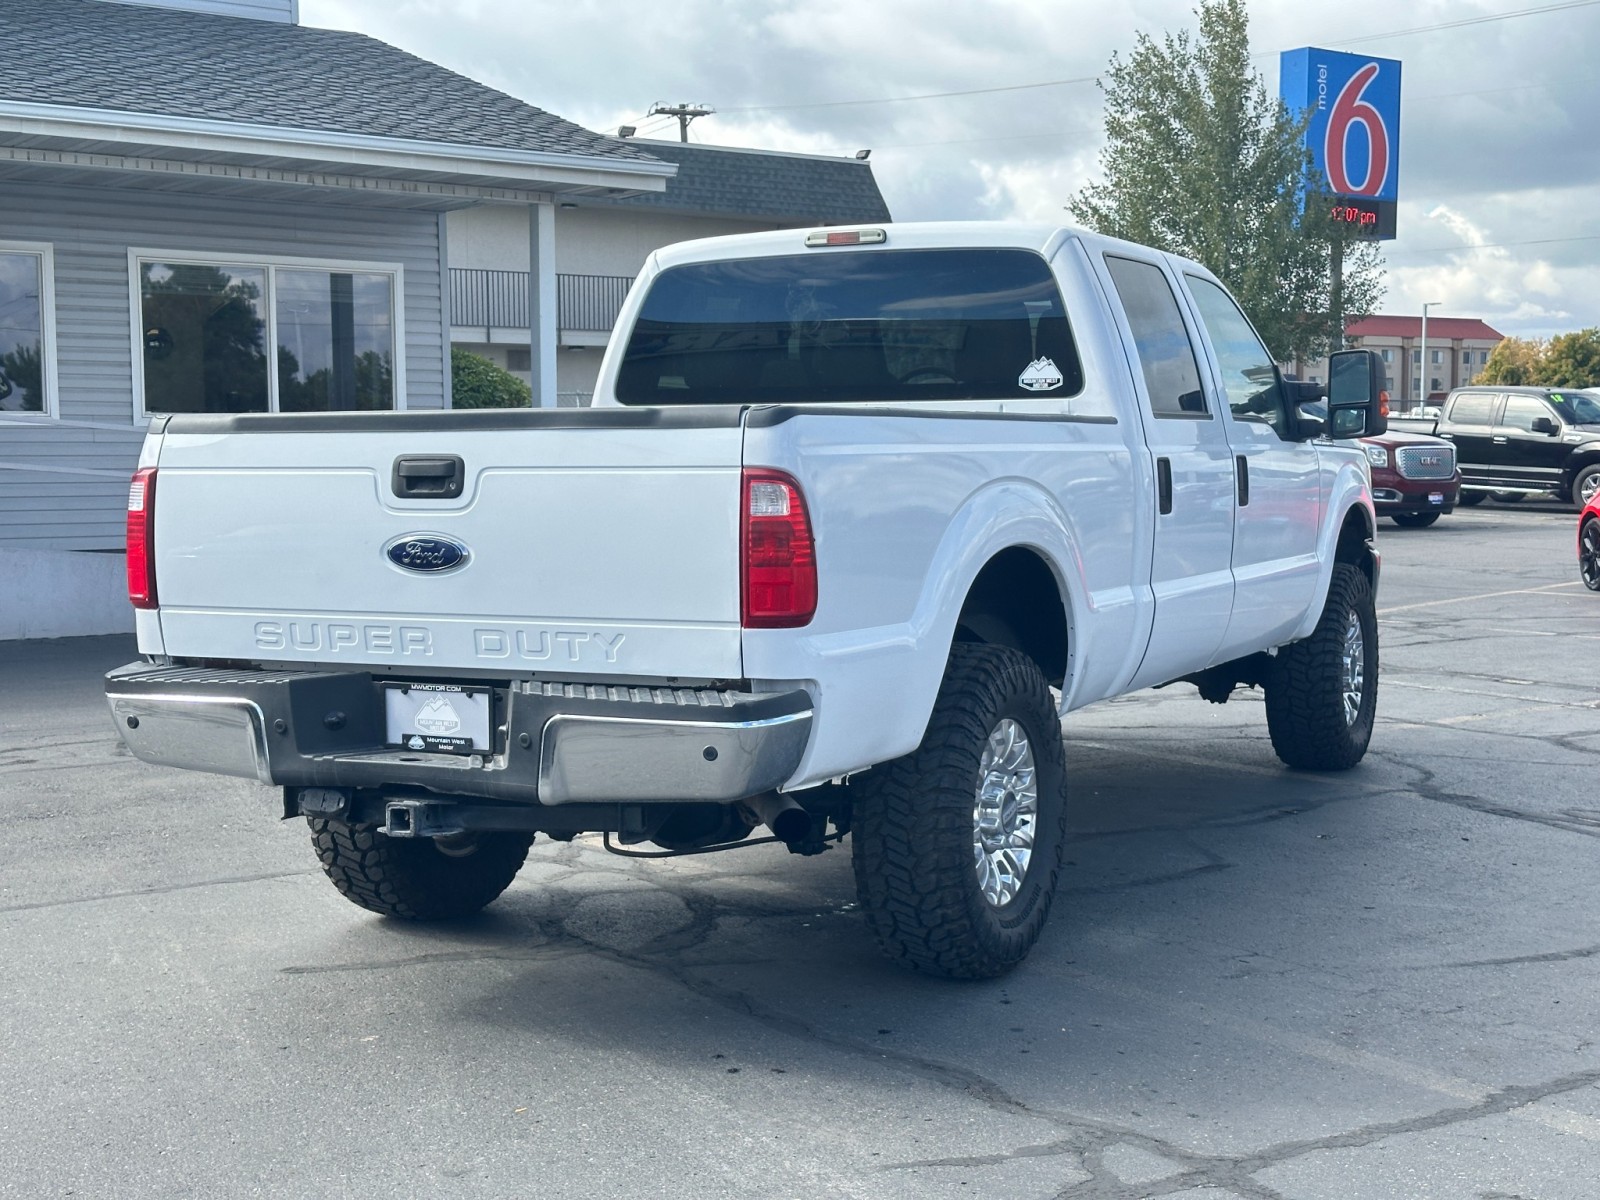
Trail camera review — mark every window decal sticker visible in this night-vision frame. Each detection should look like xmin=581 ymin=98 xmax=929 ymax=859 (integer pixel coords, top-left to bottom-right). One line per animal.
xmin=1018 ymin=357 xmax=1064 ymax=392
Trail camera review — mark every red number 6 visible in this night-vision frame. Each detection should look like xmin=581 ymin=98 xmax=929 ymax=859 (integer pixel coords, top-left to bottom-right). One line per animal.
xmin=1325 ymin=63 xmax=1389 ymax=197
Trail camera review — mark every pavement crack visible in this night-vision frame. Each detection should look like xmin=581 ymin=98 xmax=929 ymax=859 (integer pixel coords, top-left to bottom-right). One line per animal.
xmin=0 ymin=868 xmax=320 ymax=914
xmin=281 ymin=944 xmax=576 ymax=975
xmin=1364 ymin=751 xmax=1600 ymax=840
xmin=1434 ymin=943 xmax=1600 ymax=969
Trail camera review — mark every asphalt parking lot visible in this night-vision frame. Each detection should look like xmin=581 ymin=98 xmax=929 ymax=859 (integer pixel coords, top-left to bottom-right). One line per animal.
xmin=2 ymin=499 xmax=1597 ymax=1200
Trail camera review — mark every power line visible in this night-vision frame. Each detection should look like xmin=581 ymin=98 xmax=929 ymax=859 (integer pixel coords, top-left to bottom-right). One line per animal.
xmin=715 ymin=0 xmax=1600 ymax=116
xmin=1394 ymin=233 xmax=1600 ymax=255
xmin=1329 ymin=0 xmax=1600 ymax=46
xmin=719 ymin=74 xmax=1100 ymax=114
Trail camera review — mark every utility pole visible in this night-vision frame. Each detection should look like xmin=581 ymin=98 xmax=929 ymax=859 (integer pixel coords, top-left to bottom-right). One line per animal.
xmin=648 ymin=102 xmax=714 ymax=142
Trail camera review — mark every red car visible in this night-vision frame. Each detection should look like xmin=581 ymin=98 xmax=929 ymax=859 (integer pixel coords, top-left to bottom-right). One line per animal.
xmin=1580 ymin=492 xmax=1600 ymax=590
xmin=1359 ymin=429 xmax=1462 ymax=528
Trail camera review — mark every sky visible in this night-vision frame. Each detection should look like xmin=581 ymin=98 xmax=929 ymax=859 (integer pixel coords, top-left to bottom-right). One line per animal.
xmin=301 ymin=0 xmax=1600 ymax=341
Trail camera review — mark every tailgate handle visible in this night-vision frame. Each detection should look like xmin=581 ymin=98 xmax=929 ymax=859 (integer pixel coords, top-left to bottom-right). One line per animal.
xmin=392 ymin=456 xmax=464 ymax=498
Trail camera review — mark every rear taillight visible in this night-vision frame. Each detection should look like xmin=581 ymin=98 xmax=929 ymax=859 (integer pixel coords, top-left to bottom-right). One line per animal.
xmin=127 ymin=467 xmax=157 ymax=609
xmin=742 ymin=468 xmax=816 ymax=628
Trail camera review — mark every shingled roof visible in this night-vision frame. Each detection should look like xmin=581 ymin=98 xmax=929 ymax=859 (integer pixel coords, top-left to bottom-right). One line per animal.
xmin=7 ymin=0 xmax=660 ymax=164
xmin=605 ymin=140 xmax=892 ymax=224
xmin=1348 ymin=315 xmax=1505 ymax=342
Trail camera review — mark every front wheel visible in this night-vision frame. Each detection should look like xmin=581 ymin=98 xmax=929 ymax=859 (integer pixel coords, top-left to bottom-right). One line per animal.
xmin=1265 ymin=563 xmax=1378 ymax=771
xmin=1572 ymin=465 xmax=1600 ymax=512
xmin=850 ymin=643 xmax=1068 ymax=979
xmin=1391 ymin=512 xmax=1440 ymax=529
xmin=309 ymin=818 xmax=533 ymax=920
xmin=1459 ymin=491 xmax=1486 ymax=506
xmin=1581 ymin=519 xmax=1600 ymax=592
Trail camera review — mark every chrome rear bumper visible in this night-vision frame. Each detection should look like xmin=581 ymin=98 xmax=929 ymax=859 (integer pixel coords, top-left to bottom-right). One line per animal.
xmin=106 ymin=664 xmax=812 ymax=805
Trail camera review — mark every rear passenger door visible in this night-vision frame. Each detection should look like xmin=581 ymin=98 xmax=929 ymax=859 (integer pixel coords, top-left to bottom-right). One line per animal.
xmin=1097 ymin=252 xmax=1236 ymax=687
xmin=1182 ymin=274 xmax=1324 ymax=656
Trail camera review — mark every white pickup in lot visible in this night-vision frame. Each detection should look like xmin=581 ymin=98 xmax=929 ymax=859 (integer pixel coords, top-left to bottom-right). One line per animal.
xmin=108 ymin=221 xmax=1387 ymax=977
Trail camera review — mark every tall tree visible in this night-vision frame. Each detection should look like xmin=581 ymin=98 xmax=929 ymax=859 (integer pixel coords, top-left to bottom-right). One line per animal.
xmin=1538 ymin=328 xmax=1600 ymax=387
xmin=1068 ymin=0 xmax=1383 ymax=363
xmin=1477 ymin=336 xmax=1545 ymax=385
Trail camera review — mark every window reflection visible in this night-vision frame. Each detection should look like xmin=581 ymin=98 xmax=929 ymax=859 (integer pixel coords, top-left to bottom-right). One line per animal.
xmin=276 ymin=270 xmax=394 ymax=411
xmin=0 ymin=251 xmax=46 ymax=412
xmin=140 ymin=261 xmax=269 ymax=414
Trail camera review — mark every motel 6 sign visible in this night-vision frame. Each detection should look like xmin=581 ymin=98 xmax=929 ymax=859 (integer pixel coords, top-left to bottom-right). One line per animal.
xmin=1280 ymin=48 xmax=1402 ymax=241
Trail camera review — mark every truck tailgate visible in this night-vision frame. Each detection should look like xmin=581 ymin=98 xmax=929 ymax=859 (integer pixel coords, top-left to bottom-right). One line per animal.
xmin=148 ymin=411 xmax=745 ymax=679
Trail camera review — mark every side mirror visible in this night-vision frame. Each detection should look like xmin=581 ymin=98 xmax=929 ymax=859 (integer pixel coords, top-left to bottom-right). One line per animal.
xmin=1327 ymin=349 xmax=1387 ymax=437
xmin=1532 ymin=416 xmax=1558 ymax=436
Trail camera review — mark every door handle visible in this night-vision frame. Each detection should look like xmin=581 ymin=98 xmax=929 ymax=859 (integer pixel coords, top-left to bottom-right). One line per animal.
xmin=1235 ymin=455 xmax=1249 ymax=507
xmin=392 ymin=455 xmax=465 ymax=498
xmin=1156 ymin=457 xmax=1172 ymax=515
xmin=1492 ymin=436 xmax=1508 ymax=444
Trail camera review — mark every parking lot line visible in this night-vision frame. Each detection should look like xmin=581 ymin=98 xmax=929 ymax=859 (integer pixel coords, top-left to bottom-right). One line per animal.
xmin=1379 ymin=580 xmax=1583 ymax=615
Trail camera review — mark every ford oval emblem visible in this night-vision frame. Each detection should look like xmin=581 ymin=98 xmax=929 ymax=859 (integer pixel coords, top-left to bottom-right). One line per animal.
xmin=385 ymin=534 xmax=469 ymax=574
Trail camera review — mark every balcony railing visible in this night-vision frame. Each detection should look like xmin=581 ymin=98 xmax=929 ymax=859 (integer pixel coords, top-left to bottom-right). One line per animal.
xmin=449 ymin=269 xmax=633 ymax=334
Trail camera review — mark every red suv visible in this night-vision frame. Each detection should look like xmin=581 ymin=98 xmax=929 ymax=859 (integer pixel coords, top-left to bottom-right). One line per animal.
xmin=1360 ymin=430 xmax=1461 ymax=528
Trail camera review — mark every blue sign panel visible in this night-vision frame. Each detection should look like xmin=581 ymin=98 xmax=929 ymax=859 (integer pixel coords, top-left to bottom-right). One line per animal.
xmin=1281 ymin=47 xmax=1402 ymax=223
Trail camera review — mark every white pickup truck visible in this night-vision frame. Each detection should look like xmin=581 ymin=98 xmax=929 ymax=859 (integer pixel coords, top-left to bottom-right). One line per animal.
xmin=107 ymin=222 xmax=1386 ymax=978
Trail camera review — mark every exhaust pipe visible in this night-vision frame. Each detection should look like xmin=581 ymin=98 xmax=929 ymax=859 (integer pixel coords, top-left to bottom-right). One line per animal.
xmin=746 ymin=792 xmax=811 ymax=846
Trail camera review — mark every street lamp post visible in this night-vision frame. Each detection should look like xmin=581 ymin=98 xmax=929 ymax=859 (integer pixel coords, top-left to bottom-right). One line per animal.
xmin=1419 ymin=302 xmax=1443 ymax=408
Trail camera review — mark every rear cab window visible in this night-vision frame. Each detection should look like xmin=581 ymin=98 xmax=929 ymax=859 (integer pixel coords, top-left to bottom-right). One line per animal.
xmin=614 ymin=248 xmax=1083 ymax=406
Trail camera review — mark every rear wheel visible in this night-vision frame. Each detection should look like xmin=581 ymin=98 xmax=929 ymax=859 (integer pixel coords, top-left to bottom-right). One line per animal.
xmin=1265 ymin=564 xmax=1378 ymax=771
xmin=309 ymin=818 xmax=533 ymax=919
xmin=1491 ymin=491 xmax=1524 ymax=503
xmin=1572 ymin=465 xmax=1600 ymax=512
xmin=850 ymin=643 xmax=1068 ymax=979
xmin=1391 ymin=512 xmax=1440 ymax=529
xmin=1581 ymin=519 xmax=1600 ymax=592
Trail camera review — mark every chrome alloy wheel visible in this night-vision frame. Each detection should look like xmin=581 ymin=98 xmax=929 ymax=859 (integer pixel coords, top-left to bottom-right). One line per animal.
xmin=973 ymin=718 xmax=1038 ymax=908
xmin=1582 ymin=474 xmax=1600 ymax=506
xmin=1581 ymin=521 xmax=1600 ymax=591
xmin=1341 ymin=611 xmax=1366 ymax=726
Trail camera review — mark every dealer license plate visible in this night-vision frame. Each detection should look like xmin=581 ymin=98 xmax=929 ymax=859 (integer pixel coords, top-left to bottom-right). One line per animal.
xmin=384 ymin=683 xmax=491 ymax=754
xmin=1429 ymin=492 xmax=1444 ymax=505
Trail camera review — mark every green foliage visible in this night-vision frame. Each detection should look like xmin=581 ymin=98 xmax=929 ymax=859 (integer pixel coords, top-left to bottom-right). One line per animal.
xmin=1538 ymin=328 xmax=1600 ymax=387
xmin=1067 ymin=0 xmax=1383 ymax=362
xmin=1479 ymin=329 xmax=1600 ymax=388
xmin=450 ymin=348 xmax=531 ymax=409
xmin=1477 ymin=336 xmax=1545 ymax=386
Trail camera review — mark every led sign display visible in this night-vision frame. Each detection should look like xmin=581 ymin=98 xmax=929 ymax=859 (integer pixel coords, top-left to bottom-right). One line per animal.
xmin=1281 ymin=48 xmax=1402 ymax=241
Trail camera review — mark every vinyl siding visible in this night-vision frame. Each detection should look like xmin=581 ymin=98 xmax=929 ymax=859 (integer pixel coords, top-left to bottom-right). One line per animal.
xmin=0 ymin=178 xmax=446 ymax=551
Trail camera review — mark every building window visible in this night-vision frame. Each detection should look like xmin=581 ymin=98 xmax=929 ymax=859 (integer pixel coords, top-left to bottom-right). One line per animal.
xmin=1462 ymin=350 xmax=1471 ymax=366
xmin=134 ymin=254 xmax=400 ymax=418
xmin=505 ymin=347 xmax=531 ymax=372
xmin=0 ymin=243 xmax=57 ymax=417
xmin=1384 ymin=375 xmax=1395 ymax=392
xmin=1431 ymin=349 xmax=1442 ymax=365
xmin=1381 ymin=348 xmax=1393 ymax=363
xmin=1412 ymin=348 xmax=1420 ymax=365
